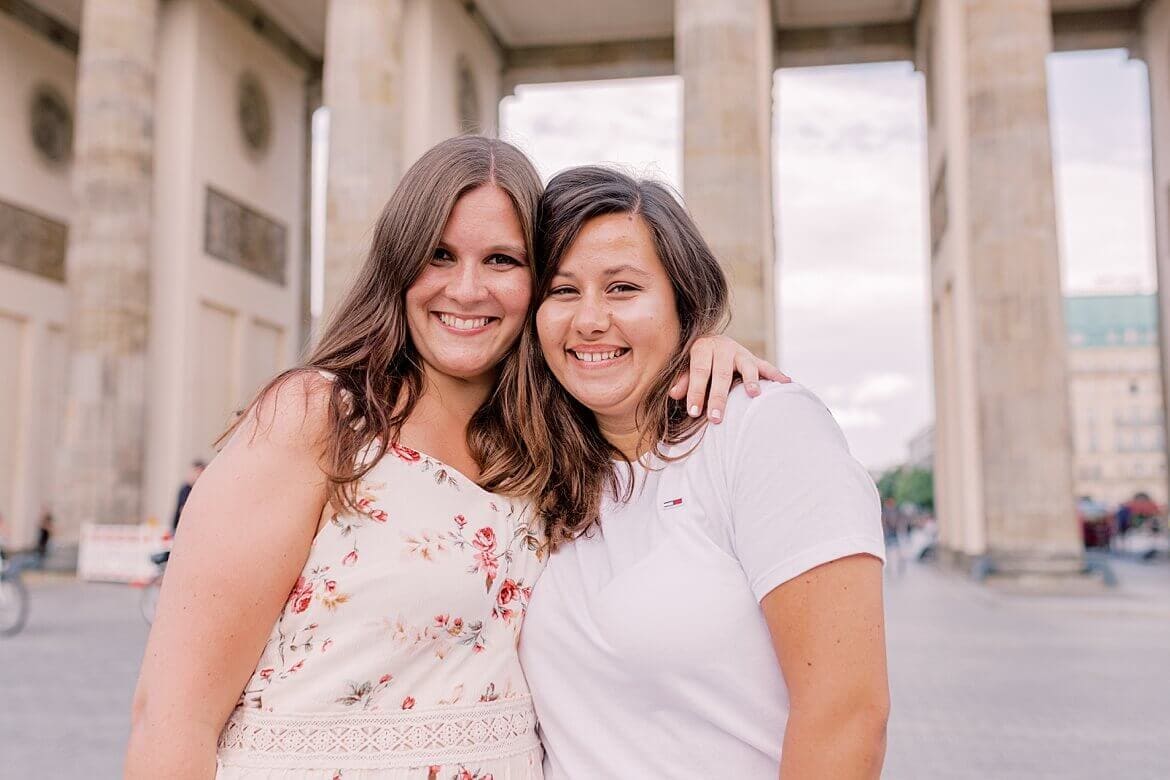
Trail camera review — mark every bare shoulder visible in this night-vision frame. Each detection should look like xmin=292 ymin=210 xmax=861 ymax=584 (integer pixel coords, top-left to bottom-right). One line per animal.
xmin=128 ymin=373 xmax=337 ymax=766
xmin=228 ymin=369 xmax=337 ymax=456
xmin=190 ymin=369 xmax=335 ymax=540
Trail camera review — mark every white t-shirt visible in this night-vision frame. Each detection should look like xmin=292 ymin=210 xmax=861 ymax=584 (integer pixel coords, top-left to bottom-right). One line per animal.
xmin=519 ymin=382 xmax=885 ymax=778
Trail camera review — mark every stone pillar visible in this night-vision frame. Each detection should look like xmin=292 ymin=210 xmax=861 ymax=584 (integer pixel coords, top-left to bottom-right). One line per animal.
xmin=321 ymin=0 xmax=405 ymax=317
xmin=929 ymin=298 xmax=954 ymax=552
xmin=56 ymin=0 xmax=158 ymax=527
xmin=919 ymin=0 xmax=987 ymax=566
xmin=675 ymin=0 xmax=776 ymax=359
xmin=1139 ymin=0 xmax=1170 ymax=507
xmin=920 ymin=0 xmax=1082 ymax=577
xmin=302 ymin=75 xmax=323 ymax=350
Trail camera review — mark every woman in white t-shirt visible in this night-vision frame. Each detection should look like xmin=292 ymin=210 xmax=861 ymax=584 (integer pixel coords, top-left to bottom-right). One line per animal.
xmin=513 ymin=166 xmax=890 ymax=778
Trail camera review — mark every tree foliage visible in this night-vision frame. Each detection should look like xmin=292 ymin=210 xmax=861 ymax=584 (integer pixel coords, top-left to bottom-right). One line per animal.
xmin=877 ymin=467 xmax=934 ymax=511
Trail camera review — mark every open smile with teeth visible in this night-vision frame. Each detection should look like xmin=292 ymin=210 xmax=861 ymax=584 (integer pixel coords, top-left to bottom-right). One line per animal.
xmin=570 ymin=348 xmax=629 ymax=363
xmin=436 ymin=313 xmax=495 ymax=331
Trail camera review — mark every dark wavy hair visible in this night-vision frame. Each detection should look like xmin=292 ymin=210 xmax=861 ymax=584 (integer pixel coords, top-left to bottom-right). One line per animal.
xmin=221 ymin=136 xmax=544 ymax=515
xmin=479 ymin=166 xmax=731 ymax=547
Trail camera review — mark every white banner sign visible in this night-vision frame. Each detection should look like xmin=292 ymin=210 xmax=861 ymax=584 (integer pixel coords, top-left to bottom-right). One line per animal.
xmin=78 ymin=523 xmax=169 ymax=584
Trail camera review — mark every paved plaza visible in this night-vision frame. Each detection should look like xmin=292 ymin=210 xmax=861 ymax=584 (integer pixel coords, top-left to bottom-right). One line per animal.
xmin=882 ymin=554 xmax=1170 ymax=778
xmin=1 ymin=555 xmax=1168 ymax=778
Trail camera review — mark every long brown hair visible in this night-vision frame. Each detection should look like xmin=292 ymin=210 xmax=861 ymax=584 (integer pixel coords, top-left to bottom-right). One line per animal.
xmin=479 ymin=166 xmax=731 ymax=546
xmin=223 ymin=136 xmax=543 ymax=514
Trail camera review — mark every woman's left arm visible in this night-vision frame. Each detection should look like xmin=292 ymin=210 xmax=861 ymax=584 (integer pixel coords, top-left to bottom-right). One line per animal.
xmin=762 ymin=554 xmax=889 ymax=780
xmin=672 ymin=335 xmax=790 ymax=423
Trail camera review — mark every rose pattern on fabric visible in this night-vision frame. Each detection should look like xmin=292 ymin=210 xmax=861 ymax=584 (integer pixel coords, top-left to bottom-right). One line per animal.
xmin=391 ymin=443 xmax=422 ymax=462
xmin=490 ymin=578 xmax=533 ymax=625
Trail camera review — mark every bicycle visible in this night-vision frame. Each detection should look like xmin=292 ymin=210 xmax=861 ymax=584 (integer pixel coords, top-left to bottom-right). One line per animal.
xmin=0 ymin=551 xmax=31 ymax=637
xmin=140 ymin=549 xmax=170 ymax=625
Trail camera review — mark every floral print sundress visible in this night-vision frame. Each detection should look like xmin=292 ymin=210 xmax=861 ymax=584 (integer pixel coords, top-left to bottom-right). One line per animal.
xmin=216 ymin=439 xmax=547 ymax=779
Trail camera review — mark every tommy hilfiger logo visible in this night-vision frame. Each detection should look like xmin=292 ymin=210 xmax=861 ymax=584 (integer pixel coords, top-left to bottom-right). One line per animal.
xmin=662 ymin=498 xmax=684 ymax=509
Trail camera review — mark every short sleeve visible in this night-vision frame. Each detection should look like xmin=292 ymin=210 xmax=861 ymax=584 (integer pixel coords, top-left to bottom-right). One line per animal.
xmin=725 ymin=384 xmax=885 ymax=601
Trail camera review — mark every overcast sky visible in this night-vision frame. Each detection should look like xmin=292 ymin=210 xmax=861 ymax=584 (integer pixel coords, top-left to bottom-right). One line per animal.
xmin=500 ymin=49 xmax=1155 ymax=471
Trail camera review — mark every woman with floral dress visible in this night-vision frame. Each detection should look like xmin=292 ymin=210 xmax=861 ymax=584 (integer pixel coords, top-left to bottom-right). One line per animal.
xmin=124 ymin=137 xmax=780 ymax=779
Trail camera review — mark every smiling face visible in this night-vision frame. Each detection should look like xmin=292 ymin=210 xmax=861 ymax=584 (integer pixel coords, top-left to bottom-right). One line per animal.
xmin=405 ymin=184 xmax=532 ymax=383
xmin=536 ymin=212 xmax=681 ymax=432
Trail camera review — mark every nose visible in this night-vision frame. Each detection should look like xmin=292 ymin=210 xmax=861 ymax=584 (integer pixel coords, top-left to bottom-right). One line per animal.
xmin=446 ymin=259 xmax=488 ymax=305
xmin=572 ymin=292 xmax=610 ymax=336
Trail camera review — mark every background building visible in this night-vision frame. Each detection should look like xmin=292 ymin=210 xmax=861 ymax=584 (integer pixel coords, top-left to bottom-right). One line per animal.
xmin=906 ymin=293 xmax=1168 ymax=507
xmin=0 ymin=0 xmax=1167 ymax=582
xmin=905 ymin=424 xmax=935 ymax=472
xmin=1066 ymin=293 xmax=1166 ymax=505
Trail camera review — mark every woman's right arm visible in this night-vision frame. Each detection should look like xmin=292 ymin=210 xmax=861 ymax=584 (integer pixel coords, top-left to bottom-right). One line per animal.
xmin=125 ymin=374 xmax=332 ymax=778
xmin=722 ymin=384 xmax=889 ymax=778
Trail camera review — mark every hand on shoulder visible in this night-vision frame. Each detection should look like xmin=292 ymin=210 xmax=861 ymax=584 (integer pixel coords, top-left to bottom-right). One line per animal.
xmin=718 ymin=380 xmax=842 ymax=444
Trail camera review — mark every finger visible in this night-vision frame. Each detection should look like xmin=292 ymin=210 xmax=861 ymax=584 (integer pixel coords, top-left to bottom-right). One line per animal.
xmin=759 ymin=361 xmax=791 ymax=384
xmin=736 ymin=349 xmax=762 ymax=397
xmin=669 ymin=374 xmax=688 ymax=400
xmin=685 ymin=339 xmax=715 ymax=417
xmin=705 ymin=347 xmax=736 ymax=423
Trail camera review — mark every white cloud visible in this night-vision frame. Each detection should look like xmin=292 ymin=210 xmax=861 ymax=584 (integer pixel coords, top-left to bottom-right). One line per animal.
xmin=501 ymin=77 xmax=681 ymax=186
xmin=852 ymin=373 xmax=914 ymax=405
xmin=1055 ymin=159 xmax=1155 ymax=294
xmin=780 ymin=269 xmax=925 ymax=316
xmin=1048 ymin=50 xmax=1151 ymax=169
xmin=773 ymin=64 xmax=932 ymax=469
xmin=1048 ymin=50 xmax=1156 ymax=295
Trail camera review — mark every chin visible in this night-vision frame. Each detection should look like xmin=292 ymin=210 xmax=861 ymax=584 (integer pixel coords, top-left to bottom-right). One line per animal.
xmin=571 ymin=391 xmax=633 ymax=418
xmin=437 ymin=362 xmax=498 ymax=380
xmin=434 ymin=350 xmax=507 ymax=378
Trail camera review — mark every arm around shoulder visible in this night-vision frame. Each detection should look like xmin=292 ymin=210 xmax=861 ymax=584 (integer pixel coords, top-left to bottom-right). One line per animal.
xmin=125 ymin=372 xmax=334 ymax=779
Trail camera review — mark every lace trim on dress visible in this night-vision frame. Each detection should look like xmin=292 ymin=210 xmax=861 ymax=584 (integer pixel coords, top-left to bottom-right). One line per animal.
xmin=217 ymin=697 xmax=540 ymax=770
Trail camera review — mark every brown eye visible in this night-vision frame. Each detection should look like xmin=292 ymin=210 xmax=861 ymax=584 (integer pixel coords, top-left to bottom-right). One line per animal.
xmin=486 ymin=254 xmax=522 ymax=267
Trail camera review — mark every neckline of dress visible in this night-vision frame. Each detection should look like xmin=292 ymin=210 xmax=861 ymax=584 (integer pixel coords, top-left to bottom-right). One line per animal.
xmin=384 ymin=442 xmax=504 ymax=503
xmin=316 ymin=370 xmax=503 ymax=502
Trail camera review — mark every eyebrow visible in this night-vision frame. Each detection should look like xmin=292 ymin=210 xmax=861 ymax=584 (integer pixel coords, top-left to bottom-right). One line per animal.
xmin=553 ymin=264 xmax=650 ymax=279
xmin=437 ymin=241 xmax=527 ymax=258
xmin=488 ymin=244 xmax=527 ymax=257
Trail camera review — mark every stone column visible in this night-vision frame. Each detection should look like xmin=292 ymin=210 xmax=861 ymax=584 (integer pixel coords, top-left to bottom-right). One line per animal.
xmin=675 ymin=0 xmax=776 ymax=359
xmin=964 ymin=0 xmax=1080 ymax=574
xmin=56 ymin=0 xmax=158 ymax=527
xmin=321 ymin=0 xmax=405 ymax=318
xmin=921 ymin=0 xmax=1081 ymax=577
xmin=302 ymin=75 xmax=323 ymax=349
xmin=1139 ymin=0 xmax=1170 ymax=508
xmin=929 ymin=298 xmax=953 ymax=552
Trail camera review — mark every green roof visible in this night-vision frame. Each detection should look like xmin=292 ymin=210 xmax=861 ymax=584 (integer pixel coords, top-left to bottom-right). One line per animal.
xmin=1065 ymin=294 xmax=1158 ymax=349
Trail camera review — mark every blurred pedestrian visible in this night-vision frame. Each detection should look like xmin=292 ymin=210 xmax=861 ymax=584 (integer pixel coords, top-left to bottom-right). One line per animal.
xmin=35 ymin=509 xmax=52 ymax=565
xmin=882 ymin=496 xmax=907 ymax=575
xmin=1116 ymin=501 xmax=1132 ymax=537
xmin=171 ymin=460 xmax=205 ymax=533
